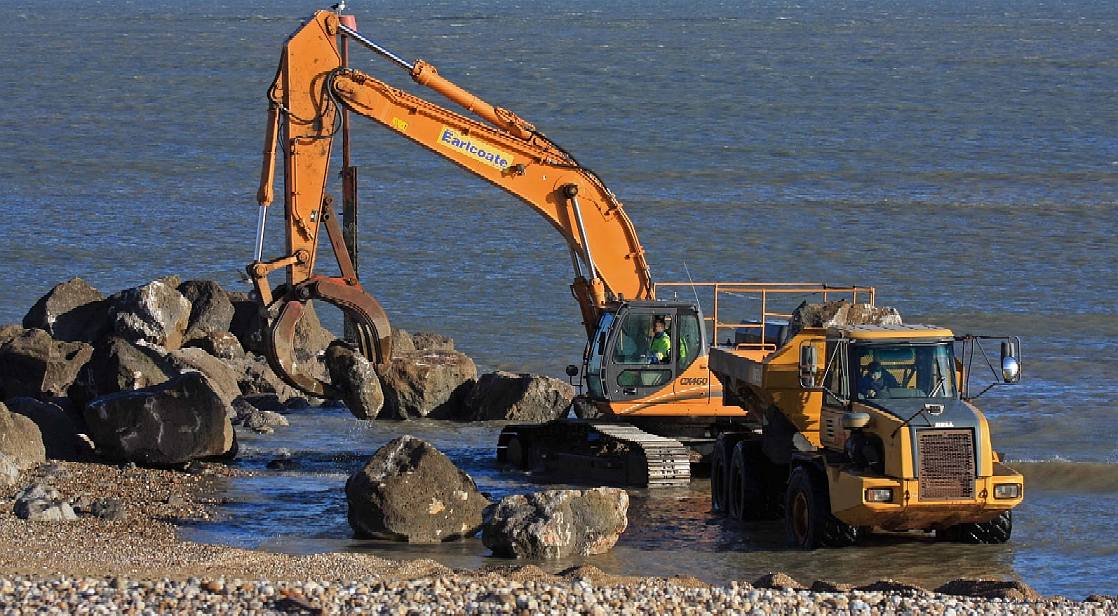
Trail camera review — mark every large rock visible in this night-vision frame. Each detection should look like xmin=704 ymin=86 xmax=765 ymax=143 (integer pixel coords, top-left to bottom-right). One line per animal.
xmin=4 ymin=397 xmax=85 ymax=461
xmin=231 ymin=397 xmax=289 ymax=434
xmin=12 ymin=483 xmax=77 ymax=522
xmin=391 ymin=328 xmax=416 ymax=353
xmin=345 ymin=435 xmax=489 ymax=543
xmin=0 ymin=402 xmax=47 ymax=470
xmin=84 ymin=371 xmax=234 ymax=465
xmin=482 ymin=488 xmax=629 ymax=559
xmin=412 ymin=331 xmax=455 ymax=351
xmin=934 ymin=579 xmax=1040 ymax=601
xmin=227 ymin=291 xmax=266 ymax=355
xmin=324 ymin=342 xmax=384 ymax=419
xmin=167 ymin=346 xmax=242 ymax=404
xmin=22 ymin=277 xmax=110 ymax=343
xmin=0 ymin=328 xmax=93 ymax=400
xmin=380 ymin=350 xmax=477 ymax=419
xmin=464 ymin=371 xmax=574 ymax=422
xmin=0 ymin=454 xmax=18 ymax=488
xmin=231 ymin=353 xmax=300 ymax=402
xmin=188 ymin=331 xmax=244 ymax=361
xmin=110 ymin=279 xmax=191 ymax=350
xmin=74 ymin=336 xmax=174 ymax=401
xmin=294 ymin=301 xmax=335 ymax=359
xmin=178 ymin=280 xmax=235 ymax=344
xmin=784 ymin=300 xmax=903 ymax=341
xmin=0 ymin=324 xmax=22 ymax=346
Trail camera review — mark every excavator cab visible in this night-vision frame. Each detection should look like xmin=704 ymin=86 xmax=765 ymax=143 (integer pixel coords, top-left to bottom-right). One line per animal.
xmin=585 ymin=301 xmax=705 ymax=402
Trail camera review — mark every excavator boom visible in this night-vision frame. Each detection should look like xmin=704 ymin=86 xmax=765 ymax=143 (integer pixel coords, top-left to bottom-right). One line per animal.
xmin=251 ymin=9 xmax=656 ymax=396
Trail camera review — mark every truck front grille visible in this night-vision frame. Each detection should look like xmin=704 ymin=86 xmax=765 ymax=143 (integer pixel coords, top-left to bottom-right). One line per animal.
xmin=917 ymin=429 xmax=975 ymax=501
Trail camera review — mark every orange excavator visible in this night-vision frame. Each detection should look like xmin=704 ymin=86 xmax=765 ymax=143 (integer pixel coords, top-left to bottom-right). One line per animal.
xmin=250 ymin=8 xmax=777 ymax=486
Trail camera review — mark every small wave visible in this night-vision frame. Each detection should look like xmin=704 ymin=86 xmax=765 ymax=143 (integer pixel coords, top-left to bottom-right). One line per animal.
xmin=1011 ymin=459 xmax=1118 ymax=493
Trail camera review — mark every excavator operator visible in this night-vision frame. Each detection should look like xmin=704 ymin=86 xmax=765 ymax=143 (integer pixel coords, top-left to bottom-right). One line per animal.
xmin=650 ymin=317 xmax=672 ymax=364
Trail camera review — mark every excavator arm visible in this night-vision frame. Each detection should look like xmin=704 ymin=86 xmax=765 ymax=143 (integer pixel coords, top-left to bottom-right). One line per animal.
xmin=251 ymin=10 xmax=653 ymax=396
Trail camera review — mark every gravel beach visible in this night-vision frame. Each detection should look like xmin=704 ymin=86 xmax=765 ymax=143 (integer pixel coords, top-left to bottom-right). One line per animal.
xmin=1 ymin=461 xmax=1115 ymax=614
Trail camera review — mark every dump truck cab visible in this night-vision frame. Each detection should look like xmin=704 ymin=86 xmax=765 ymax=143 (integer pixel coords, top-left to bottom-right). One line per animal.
xmin=706 ymin=286 xmax=1024 ymax=548
xmin=806 ymin=324 xmax=1023 ymax=537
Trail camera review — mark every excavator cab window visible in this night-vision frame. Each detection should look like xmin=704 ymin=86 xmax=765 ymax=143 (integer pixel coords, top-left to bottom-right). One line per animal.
xmin=597 ymin=306 xmax=703 ymax=401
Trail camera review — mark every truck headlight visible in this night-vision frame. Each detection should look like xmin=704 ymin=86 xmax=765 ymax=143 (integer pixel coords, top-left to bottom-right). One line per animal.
xmin=865 ymin=488 xmax=893 ymax=503
xmin=994 ymin=483 xmax=1021 ymax=499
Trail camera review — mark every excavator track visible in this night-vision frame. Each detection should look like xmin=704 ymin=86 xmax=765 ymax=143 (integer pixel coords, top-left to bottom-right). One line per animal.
xmin=497 ymin=420 xmax=691 ymax=488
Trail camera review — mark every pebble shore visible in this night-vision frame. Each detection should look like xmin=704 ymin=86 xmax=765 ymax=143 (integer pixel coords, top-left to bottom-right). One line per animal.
xmin=2 ymin=575 xmax=1115 ymax=614
xmin=2 ymin=461 xmax=1116 ymax=614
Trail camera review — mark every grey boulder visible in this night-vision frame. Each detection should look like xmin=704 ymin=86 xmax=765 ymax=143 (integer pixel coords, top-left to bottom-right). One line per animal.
xmin=73 ymin=336 xmax=174 ymax=402
xmin=188 ymin=331 xmax=244 ymax=361
xmin=178 ymin=280 xmax=235 ymax=344
xmin=84 ymin=371 xmax=235 ymax=465
xmin=166 ymin=346 xmax=243 ymax=404
xmin=412 ymin=331 xmax=455 ymax=351
xmin=380 ymin=350 xmax=477 ymax=419
xmin=346 ymin=435 xmax=489 ymax=543
xmin=0 ymin=454 xmax=18 ymax=488
xmin=464 ymin=371 xmax=574 ymax=422
xmin=231 ymin=397 xmax=289 ymax=434
xmin=110 ymin=279 xmax=191 ymax=350
xmin=482 ymin=488 xmax=629 ymax=559
xmin=22 ymin=277 xmax=110 ymax=343
xmin=4 ymin=397 xmax=86 ymax=461
xmin=0 ymin=328 xmax=93 ymax=400
xmin=324 ymin=341 xmax=384 ymax=419
xmin=231 ymin=353 xmax=300 ymax=402
xmin=13 ymin=483 xmax=77 ymax=521
xmin=0 ymin=402 xmax=47 ymax=470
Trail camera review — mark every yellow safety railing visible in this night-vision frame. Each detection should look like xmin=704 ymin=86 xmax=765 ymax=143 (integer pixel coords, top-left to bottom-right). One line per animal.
xmin=653 ymin=282 xmax=876 ymax=349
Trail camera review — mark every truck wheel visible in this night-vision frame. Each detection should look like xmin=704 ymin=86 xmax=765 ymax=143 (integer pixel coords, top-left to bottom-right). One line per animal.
xmin=729 ymin=441 xmax=768 ymax=521
xmin=710 ymin=439 xmax=730 ymax=515
xmin=940 ymin=511 xmax=1012 ymax=544
xmin=504 ymin=435 xmax=531 ymax=470
xmin=784 ymin=466 xmax=857 ymax=548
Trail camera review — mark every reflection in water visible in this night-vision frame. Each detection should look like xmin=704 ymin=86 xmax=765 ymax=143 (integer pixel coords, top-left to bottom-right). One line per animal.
xmin=181 ymin=414 xmax=1118 ymax=599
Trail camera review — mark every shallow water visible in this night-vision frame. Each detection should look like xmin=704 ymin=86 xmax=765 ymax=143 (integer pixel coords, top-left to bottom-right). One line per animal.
xmin=1 ymin=0 xmax=1115 ymax=600
xmin=180 ymin=412 xmax=1118 ymax=598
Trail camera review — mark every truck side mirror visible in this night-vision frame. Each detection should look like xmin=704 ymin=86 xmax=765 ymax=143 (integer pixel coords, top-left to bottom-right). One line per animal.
xmin=1000 ymin=340 xmax=1020 ymax=384
xmin=565 ymin=364 xmax=579 ymax=378
xmin=799 ymin=345 xmax=818 ymax=388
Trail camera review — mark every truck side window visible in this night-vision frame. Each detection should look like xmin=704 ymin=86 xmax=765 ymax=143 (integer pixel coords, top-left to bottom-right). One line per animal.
xmin=823 ymin=343 xmax=846 ymax=404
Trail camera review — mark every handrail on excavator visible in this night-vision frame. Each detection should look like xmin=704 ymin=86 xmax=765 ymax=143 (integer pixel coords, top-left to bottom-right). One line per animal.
xmin=654 ymin=282 xmax=876 ymax=348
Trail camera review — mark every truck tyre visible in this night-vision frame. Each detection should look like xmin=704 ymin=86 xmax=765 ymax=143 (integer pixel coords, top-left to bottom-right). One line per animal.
xmin=504 ymin=435 xmax=531 ymax=470
xmin=729 ymin=441 xmax=768 ymax=521
xmin=710 ymin=439 xmax=730 ymax=515
xmin=940 ymin=511 xmax=1012 ymax=544
xmin=784 ymin=466 xmax=857 ymax=548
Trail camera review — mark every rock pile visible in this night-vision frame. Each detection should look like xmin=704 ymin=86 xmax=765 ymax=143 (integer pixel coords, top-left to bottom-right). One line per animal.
xmin=785 ymin=300 xmax=903 ymax=340
xmin=1 ymin=275 xmax=576 ymax=473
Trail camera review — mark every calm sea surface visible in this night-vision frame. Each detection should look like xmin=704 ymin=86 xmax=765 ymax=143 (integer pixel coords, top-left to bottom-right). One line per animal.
xmin=1 ymin=0 xmax=1115 ymax=599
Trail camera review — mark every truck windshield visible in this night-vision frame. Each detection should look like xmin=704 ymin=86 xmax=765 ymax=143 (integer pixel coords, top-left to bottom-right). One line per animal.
xmin=853 ymin=343 xmax=956 ymax=401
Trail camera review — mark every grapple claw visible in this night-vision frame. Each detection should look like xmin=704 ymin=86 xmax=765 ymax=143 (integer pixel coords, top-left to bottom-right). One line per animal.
xmin=263 ymin=275 xmax=392 ymax=398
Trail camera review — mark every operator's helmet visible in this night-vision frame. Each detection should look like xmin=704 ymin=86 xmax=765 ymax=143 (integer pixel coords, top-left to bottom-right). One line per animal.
xmin=868 ymin=361 xmax=883 ymax=378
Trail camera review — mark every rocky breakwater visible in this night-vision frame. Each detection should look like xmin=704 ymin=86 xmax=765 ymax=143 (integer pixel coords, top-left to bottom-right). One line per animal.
xmin=0 ymin=275 xmax=325 ymax=471
xmin=324 ymin=327 xmax=575 ymax=423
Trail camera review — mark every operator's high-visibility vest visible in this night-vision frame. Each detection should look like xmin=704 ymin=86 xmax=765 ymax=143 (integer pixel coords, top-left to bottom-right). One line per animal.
xmin=651 ymin=332 xmax=671 ymax=362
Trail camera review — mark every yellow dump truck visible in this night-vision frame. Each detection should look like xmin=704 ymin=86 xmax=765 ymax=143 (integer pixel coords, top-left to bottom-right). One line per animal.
xmin=701 ymin=284 xmax=1023 ymax=548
